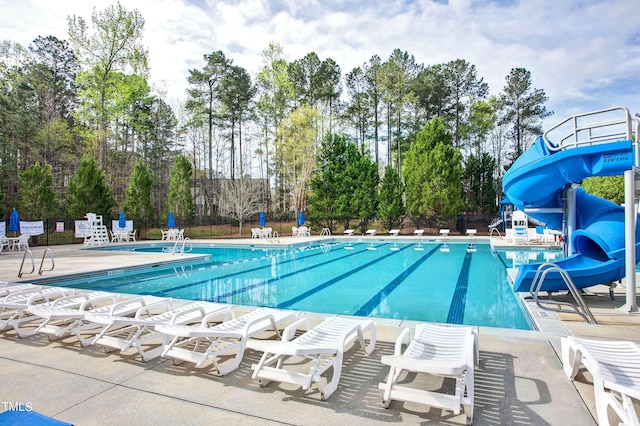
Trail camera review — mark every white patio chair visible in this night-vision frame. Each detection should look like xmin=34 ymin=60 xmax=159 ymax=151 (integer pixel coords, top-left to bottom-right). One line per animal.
xmin=14 ymin=234 xmax=30 ymax=251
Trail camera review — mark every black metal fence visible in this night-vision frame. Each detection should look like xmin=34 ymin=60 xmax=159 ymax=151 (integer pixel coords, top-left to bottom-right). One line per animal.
xmin=10 ymin=213 xmax=498 ymax=248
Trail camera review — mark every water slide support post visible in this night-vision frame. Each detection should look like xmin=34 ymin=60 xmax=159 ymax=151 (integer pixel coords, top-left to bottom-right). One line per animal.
xmin=565 ymin=184 xmax=578 ymax=256
xmin=619 ymin=169 xmax=639 ymax=313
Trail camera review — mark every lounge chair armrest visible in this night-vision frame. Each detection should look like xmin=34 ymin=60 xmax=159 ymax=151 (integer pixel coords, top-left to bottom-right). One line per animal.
xmin=170 ymin=305 xmax=233 ymax=325
xmin=394 ymin=327 xmax=413 ymax=356
xmin=282 ymin=318 xmax=312 ymax=342
xmin=26 ymin=289 xmax=73 ymax=305
xmin=135 ymin=299 xmax=173 ymax=318
xmin=381 ymin=355 xmax=467 ymax=376
xmin=201 ymin=308 xmax=236 ymax=326
xmin=247 ymin=340 xmax=337 ymax=356
xmin=107 ymin=296 xmax=153 ymax=315
xmin=79 ymin=294 xmax=120 ymax=310
xmin=169 ymin=304 xmax=205 ymax=325
xmin=50 ymin=293 xmax=87 ymax=307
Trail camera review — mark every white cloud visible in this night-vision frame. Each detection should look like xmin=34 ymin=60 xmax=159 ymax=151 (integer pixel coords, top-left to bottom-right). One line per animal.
xmin=0 ymin=0 xmax=638 ymax=127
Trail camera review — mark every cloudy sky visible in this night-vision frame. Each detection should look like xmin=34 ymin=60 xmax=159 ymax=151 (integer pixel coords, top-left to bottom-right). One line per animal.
xmin=1 ymin=0 xmax=639 ymax=129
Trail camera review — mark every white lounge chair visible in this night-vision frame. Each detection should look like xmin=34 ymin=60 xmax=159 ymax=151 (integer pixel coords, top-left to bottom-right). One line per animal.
xmin=0 ymin=286 xmax=78 ymax=332
xmin=413 ymin=229 xmax=424 ymax=236
xmin=343 ymin=229 xmax=354 ymax=236
xmin=155 ymin=307 xmax=298 ymax=374
xmin=66 ymin=295 xmax=169 ymax=346
xmin=389 ymin=229 xmax=400 ymax=236
xmin=366 ymin=229 xmax=377 ymax=236
xmin=439 ymin=229 xmax=450 ymax=237
xmin=14 ymin=291 xmax=119 ymax=338
xmin=0 ymin=283 xmax=41 ymax=297
xmin=378 ymin=323 xmax=478 ymax=423
xmin=85 ymin=299 xmax=232 ymax=362
xmin=466 ymin=229 xmax=477 ymax=236
xmin=247 ymin=316 xmax=377 ymax=400
xmin=561 ymin=336 xmax=640 ymax=426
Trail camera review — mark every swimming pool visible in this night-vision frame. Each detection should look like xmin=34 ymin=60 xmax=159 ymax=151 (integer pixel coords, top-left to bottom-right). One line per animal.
xmin=37 ymin=240 xmax=553 ymax=330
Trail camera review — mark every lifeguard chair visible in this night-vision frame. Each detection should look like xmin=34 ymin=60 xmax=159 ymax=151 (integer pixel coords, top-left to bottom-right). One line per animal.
xmin=510 ymin=210 xmax=529 ymax=244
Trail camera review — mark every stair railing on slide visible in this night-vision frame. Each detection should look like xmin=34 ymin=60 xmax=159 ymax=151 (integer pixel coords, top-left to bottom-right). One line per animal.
xmin=542 ymin=106 xmax=633 ymax=152
xmin=529 ymin=262 xmax=597 ymax=324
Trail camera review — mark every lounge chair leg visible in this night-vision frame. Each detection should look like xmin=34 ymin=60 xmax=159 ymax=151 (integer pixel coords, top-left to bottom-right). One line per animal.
xmin=320 ymin=353 xmax=343 ymax=400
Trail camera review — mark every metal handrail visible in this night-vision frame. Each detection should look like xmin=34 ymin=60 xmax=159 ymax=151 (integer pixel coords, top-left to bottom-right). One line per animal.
xmin=181 ymin=237 xmax=192 ymax=253
xmin=38 ymin=248 xmax=55 ymax=275
xmin=529 ymin=262 xmax=597 ymax=323
xmin=171 ymin=237 xmax=192 ymax=254
xmin=18 ymin=250 xmax=35 ymax=278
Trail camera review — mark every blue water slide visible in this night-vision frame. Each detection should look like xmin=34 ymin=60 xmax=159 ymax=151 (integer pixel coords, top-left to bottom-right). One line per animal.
xmin=502 ymin=136 xmax=640 ymax=292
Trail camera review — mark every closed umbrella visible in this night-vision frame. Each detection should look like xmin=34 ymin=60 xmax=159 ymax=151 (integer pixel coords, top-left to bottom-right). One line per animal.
xmin=167 ymin=211 xmax=176 ymax=228
xmin=298 ymin=211 xmax=305 ymax=226
xmin=259 ymin=211 xmax=266 ymax=227
xmin=8 ymin=208 xmax=20 ymax=234
xmin=118 ymin=210 xmax=126 ymax=229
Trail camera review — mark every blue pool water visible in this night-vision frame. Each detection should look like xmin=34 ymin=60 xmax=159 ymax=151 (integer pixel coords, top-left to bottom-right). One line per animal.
xmin=40 ymin=241 xmax=559 ymax=330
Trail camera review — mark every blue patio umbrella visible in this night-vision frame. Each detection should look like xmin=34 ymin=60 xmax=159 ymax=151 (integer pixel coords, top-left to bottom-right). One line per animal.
xmin=167 ymin=211 xmax=176 ymax=228
xmin=298 ymin=211 xmax=305 ymax=226
xmin=8 ymin=208 xmax=20 ymax=234
xmin=118 ymin=210 xmax=126 ymax=229
xmin=259 ymin=211 xmax=266 ymax=227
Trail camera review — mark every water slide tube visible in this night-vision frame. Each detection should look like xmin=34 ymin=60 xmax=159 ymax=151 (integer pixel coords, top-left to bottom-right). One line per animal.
xmin=502 ymin=135 xmax=640 ymax=292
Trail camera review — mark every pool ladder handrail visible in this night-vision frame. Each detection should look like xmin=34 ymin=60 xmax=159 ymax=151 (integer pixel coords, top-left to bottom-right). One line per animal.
xmin=18 ymin=248 xmax=55 ymax=278
xmin=529 ymin=262 xmax=597 ymax=324
xmin=171 ymin=237 xmax=192 ymax=254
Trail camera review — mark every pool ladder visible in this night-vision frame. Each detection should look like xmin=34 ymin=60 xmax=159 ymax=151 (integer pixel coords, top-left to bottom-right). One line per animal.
xmin=529 ymin=262 xmax=597 ymax=323
xmin=171 ymin=237 xmax=192 ymax=254
xmin=18 ymin=248 xmax=55 ymax=278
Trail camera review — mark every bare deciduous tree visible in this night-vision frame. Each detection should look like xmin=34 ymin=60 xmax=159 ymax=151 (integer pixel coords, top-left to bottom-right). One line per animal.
xmin=219 ymin=178 xmax=262 ymax=235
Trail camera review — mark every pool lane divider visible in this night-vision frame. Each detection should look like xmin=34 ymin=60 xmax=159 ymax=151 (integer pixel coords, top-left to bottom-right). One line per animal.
xmin=353 ymin=244 xmax=441 ymax=316
xmin=277 ymin=243 xmax=414 ymax=309
xmin=446 ymin=250 xmax=473 ymax=324
xmin=156 ymin=242 xmax=376 ymax=298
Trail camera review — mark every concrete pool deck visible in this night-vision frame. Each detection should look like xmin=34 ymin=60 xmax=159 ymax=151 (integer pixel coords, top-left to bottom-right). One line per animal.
xmin=0 ymin=237 xmax=638 ymax=425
